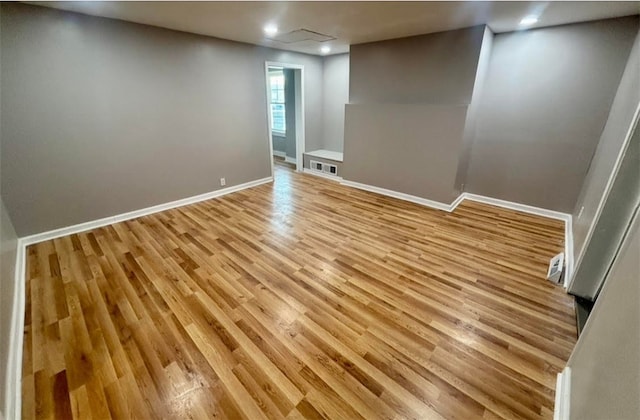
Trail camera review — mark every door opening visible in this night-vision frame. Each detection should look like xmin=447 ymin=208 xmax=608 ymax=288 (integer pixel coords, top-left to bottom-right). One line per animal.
xmin=265 ymin=62 xmax=305 ymax=175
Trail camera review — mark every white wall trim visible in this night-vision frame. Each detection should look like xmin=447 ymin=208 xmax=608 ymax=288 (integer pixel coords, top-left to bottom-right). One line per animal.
xmin=461 ymin=193 xmax=571 ymax=221
xmin=461 ymin=193 xmax=574 ymax=286
xmin=21 ymin=177 xmax=273 ymax=246
xmin=564 ymin=218 xmax=574 ymax=288
xmin=264 ymin=61 xmax=305 ymax=174
xmin=340 ymin=180 xmax=453 ymax=212
xmin=5 ymin=238 xmax=26 ymax=420
xmin=6 ymin=174 xmax=575 ymax=416
xmin=272 ymin=150 xmax=286 ymax=158
xmin=5 ymin=176 xmax=274 ymax=416
xmin=339 ymin=180 xmax=573 ymax=283
xmin=554 ymin=367 xmax=571 ymax=420
xmin=303 ymin=167 xmax=343 ymax=182
xmin=284 ymin=156 xmax=297 ymax=165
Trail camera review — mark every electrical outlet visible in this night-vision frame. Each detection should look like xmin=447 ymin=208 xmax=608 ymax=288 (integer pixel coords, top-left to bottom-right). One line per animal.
xmin=220 ymin=177 xmax=226 ymax=186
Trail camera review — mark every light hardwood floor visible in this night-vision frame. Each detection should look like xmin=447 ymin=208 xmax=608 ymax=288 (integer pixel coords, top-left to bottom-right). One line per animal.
xmin=22 ymin=164 xmax=576 ymax=419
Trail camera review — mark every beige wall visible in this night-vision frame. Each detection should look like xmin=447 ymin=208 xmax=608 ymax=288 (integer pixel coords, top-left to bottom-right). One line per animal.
xmin=466 ymin=17 xmax=639 ymax=212
xmin=0 ymin=3 xmax=324 ymax=236
xmin=567 ymin=210 xmax=640 ymax=420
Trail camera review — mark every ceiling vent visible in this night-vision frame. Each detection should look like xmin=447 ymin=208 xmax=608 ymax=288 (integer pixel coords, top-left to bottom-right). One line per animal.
xmin=268 ymin=29 xmax=335 ymax=44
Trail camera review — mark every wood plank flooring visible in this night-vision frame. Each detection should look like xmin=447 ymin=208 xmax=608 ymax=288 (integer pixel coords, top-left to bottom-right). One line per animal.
xmin=22 ymin=165 xmax=576 ymax=419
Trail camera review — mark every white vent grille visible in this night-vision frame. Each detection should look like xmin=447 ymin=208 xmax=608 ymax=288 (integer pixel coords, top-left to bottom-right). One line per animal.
xmin=323 ymin=163 xmax=338 ymax=175
xmin=547 ymin=252 xmax=564 ymax=284
xmin=309 ymin=160 xmax=338 ymax=176
xmin=310 ymin=160 xmax=324 ymax=172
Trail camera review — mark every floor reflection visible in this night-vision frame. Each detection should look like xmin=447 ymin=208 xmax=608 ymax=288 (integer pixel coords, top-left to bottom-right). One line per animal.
xmin=269 ymin=161 xmax=297 ymax=235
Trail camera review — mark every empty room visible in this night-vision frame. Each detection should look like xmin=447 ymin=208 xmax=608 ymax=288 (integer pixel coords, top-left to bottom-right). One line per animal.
xmin=1 ymin=1 xmax=639 ymax=419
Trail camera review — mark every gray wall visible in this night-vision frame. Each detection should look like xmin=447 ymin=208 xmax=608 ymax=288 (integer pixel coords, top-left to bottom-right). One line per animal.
xmin=321 ymin=54 xmax=349 ymax=152
xmin=284 ymin=68 xmax=297 ymax=160
xmin=272 ymin=134 xmax=286 ymax=154
xmin=343 ymin=26 xmax=485 ymax=203
xmin=349 ymin=26 xmax=485 ymax=105
xmin=0 ymin=3 xmax=324 ymax=236
xmin=466 ymin=17 xmax=639 ymax=212
xmin=572 ymin=30 xmax=640 ymax=258
xmin=567 ymin=210 xmax=640 ymax=420
xmin=569 ymin=119 xmax=639 ymax=299
xmin=343 ymin=104 xmax=468 ymax=203
xmin=455 ymin=26 xmax=494 ymax=195
xmin=1 ymin=4 xmax=20 ymax=414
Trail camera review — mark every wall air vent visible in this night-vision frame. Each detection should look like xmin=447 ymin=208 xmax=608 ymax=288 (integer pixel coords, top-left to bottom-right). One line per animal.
xmin=268 ymin=29 xmax=335 ymax=44
xmin=309 ymin=160 xmax=338 ymax=177
xmin=310 ymin=160 xmax=324 ymax=172
xmin=323 ymin=163 xmax=338 ymax=176
xmin=547 ymin=252 xmax=565 ymax=284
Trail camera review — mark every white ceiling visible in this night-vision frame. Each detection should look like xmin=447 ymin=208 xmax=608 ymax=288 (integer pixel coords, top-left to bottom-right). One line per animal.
xmin=28 ymin=1 xmax=640 ymax=56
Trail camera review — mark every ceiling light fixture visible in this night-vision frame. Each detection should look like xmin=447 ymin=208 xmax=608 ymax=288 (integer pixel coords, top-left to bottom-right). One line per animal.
xmin=264 ymin=24 xmax=278 ymax=36
xmin=519 ymin=15 xmax=539 ymax=27
xmin=320 ymin=46 xmax=331 ymax=54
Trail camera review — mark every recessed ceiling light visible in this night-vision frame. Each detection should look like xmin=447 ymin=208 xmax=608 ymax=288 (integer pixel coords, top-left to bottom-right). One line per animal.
xmin=519 ymin=15 xmax=539 ymax=27
xmin=320 ymin=46 xmax=331 ymax=54
xmin=264 ymin=24 xmax=278 ymax=36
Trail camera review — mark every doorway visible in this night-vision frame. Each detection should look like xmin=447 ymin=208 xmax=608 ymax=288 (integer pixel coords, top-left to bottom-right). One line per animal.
xmin=264 ymin=62 xmax=305 ymax=175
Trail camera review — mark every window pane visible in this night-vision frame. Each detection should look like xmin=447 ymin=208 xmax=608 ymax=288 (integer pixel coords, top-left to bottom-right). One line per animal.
xmin=272 ymin=88 xmax=284 ymax=103
xmin=271 ymin=103 xmax=286 ymax=132
xmin=269 ymin=71 xmax=286 ymax=133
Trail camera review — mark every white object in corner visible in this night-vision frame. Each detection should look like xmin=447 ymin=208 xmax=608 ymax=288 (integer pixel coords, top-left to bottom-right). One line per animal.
xmin=554 ymin=367 xmax=571 ymax=420
xmin=547 ymin=252 xmax=565 ymax=284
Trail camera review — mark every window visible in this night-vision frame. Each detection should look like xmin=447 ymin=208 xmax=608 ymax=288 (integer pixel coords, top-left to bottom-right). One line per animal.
xmin=269 ymin=71 xmax=286 ymax=134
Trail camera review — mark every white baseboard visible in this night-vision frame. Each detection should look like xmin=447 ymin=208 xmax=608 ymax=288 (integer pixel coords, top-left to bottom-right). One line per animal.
xmin=272 ymin=150 xmax=286 ymax=158
xmin=303 ymin=168 xmax=343 ymax=182
xmin=6 ymin=174 xmax=574 ymax=417
xmin=460 ymin=193 xmax=573 ymax=286
xmin=554 ymin=367 xmax=571 ymax=420
xmin=339 ymin=181 xmax=573 ymax=284
xmin=20 ymin=177 xmax=273 ymax=246
xmin=460 ymin=193 xmax=571 ymax=222
xmin=5 ymin=238 xmax=26 ymax=420
xmin=5 ymin=176 xmax=274 ymax=417
xmin=340 ymin=180 xmax=453 ymax=211
xmin=284 ymin=156 xmax=297 ymax=165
